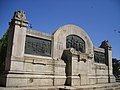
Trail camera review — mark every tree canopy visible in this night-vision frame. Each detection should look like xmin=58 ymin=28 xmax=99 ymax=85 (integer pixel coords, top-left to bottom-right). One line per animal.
xmin=0 ymin=29 xmax=9 ymax=73
xmin=112 ymin=58 xmax=120 ymax=78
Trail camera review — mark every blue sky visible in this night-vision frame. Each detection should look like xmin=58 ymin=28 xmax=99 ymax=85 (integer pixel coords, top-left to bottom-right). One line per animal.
xmin=0 ymin=0 xmax=120 ymax=59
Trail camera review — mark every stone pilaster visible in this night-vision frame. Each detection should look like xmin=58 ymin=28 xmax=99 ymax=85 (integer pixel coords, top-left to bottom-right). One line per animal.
xmin=5 ymin=10 xmax=28 ymax=72
xmin=100 ymin=40 xmax=115 ymax=83
xmin=0 ymin=10 xmax=29 ymax=87
xmin=62 ymin=48 xmax=89 ymax=86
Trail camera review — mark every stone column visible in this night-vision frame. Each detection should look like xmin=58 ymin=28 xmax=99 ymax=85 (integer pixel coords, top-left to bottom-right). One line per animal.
xmin=100 ymin=40 xmax=115 ymax=83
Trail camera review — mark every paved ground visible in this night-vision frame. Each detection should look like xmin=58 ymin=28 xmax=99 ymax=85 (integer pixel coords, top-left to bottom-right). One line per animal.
xmin=0 ymin=83 xmax=120 ymax=90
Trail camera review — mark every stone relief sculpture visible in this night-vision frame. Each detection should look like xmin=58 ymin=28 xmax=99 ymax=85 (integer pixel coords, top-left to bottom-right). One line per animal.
xmin=94 ymin=51 xmax=105 ymax=64
xmin=25 ymin=36 xmax=51 ymax=56
xmin=66 ymin=35 xmax=85 ymax=53
xmin=13 ymin=10 xmax=26 ymax=21
xmin=100 ymin=40 xmax=112 ymax=49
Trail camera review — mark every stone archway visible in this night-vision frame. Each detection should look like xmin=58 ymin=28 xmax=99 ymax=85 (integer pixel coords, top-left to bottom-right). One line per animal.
xmin=52 ymin=24 xmax=93 ymax=59
xmin=53 ymin=24 xmax=94 ymax=86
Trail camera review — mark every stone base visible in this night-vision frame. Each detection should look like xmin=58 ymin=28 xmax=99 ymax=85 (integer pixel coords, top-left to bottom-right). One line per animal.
xmin=110 ymin=75 xmax=116 ymax=83
xmin=88 ymin=75 xmax=116 ymax=85
xmin=0 ymin=73 xmax=68 ymax=87
xmin=65 ymin=76 xmax=81 ymax=86
xmin=0 ymin=72 xmax=116 ymax=87
xmin=53 ymin=76 xmax=66 ymax=86
xmin=0 ymin=73 xmax=54 ymax=87
xmin=0 ymin=83 xmax=120 ymax=90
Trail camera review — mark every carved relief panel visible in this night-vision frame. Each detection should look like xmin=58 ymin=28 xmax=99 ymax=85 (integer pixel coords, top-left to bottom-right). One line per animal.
xmin=94 ymin=51 xmax=105 ymax=64
xmin=66 ymin=35 xmax=85 ymax=53
xmin=25 ymin=36 xmax=51 ymax=56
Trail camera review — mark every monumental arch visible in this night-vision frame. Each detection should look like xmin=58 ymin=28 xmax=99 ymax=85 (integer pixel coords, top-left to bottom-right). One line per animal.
xmin=0 ymin=10 xmax=115 ymax=87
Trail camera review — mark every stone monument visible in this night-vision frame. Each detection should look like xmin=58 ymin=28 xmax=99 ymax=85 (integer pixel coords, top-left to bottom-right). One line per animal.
xmin=0 ymin=10 xmax=115 ymax=87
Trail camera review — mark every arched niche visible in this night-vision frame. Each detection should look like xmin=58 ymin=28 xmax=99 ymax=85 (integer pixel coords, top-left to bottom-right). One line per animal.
xmin=66 ymin=34 xmax=85 ymax=53
xmin=52 ymin=24 xmax=93 ymax=59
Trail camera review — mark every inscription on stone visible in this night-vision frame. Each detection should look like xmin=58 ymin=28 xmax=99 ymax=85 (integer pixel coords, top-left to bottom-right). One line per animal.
xmin=25 ymin=36 xmax=51 ymax=56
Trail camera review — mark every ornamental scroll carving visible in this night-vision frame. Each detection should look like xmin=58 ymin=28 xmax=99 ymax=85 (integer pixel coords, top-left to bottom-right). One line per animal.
xmin=66 ymin=35 xmax=85 ymax=53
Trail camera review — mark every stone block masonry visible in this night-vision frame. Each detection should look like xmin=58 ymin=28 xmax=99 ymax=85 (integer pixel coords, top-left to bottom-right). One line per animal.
xmin=0 ymin=10 xmax=115 ymax=87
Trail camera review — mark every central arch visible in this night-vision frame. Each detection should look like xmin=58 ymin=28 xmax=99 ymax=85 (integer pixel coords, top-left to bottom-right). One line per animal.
xmin=52 ymin=24 xmax=93 ymax=59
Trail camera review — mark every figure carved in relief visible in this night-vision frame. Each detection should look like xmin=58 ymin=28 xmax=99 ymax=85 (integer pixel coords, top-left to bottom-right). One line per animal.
xmin=66 ymin=35 xmax=85 ymax=53
xmin=13 ymin=10 xmax=26 ymax=21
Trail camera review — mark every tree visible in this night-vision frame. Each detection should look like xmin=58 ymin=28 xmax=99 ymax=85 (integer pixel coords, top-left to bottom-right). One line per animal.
xmin=112 ymin=58 xmax=120 ymax=78
xmin=0 ymin=29 xmax=9 ymax=73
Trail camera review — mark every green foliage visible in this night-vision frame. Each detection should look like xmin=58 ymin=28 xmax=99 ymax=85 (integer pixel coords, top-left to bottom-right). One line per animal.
xmin=0 ymin=29 xmax=9 ymax=73
xmin=112 ymin=58 xmax=120 ymax=78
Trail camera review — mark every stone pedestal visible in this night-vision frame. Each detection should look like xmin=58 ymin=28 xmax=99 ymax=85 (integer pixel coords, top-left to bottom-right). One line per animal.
xmin=62 ymin=48 xmax=89 ymax=86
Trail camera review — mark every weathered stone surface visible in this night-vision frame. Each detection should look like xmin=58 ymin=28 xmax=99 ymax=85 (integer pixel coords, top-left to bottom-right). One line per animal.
xmin=0 ymin=10 xmax=115 ymax=87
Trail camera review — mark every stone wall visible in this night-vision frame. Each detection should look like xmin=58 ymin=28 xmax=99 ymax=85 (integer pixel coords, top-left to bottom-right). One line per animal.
xmin=0 ymin=10 xmax=115 ymax=87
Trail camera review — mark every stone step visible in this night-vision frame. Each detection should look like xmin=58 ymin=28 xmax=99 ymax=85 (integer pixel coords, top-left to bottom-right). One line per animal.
xmin=0 ymin=83 xmax=120 ymax=90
